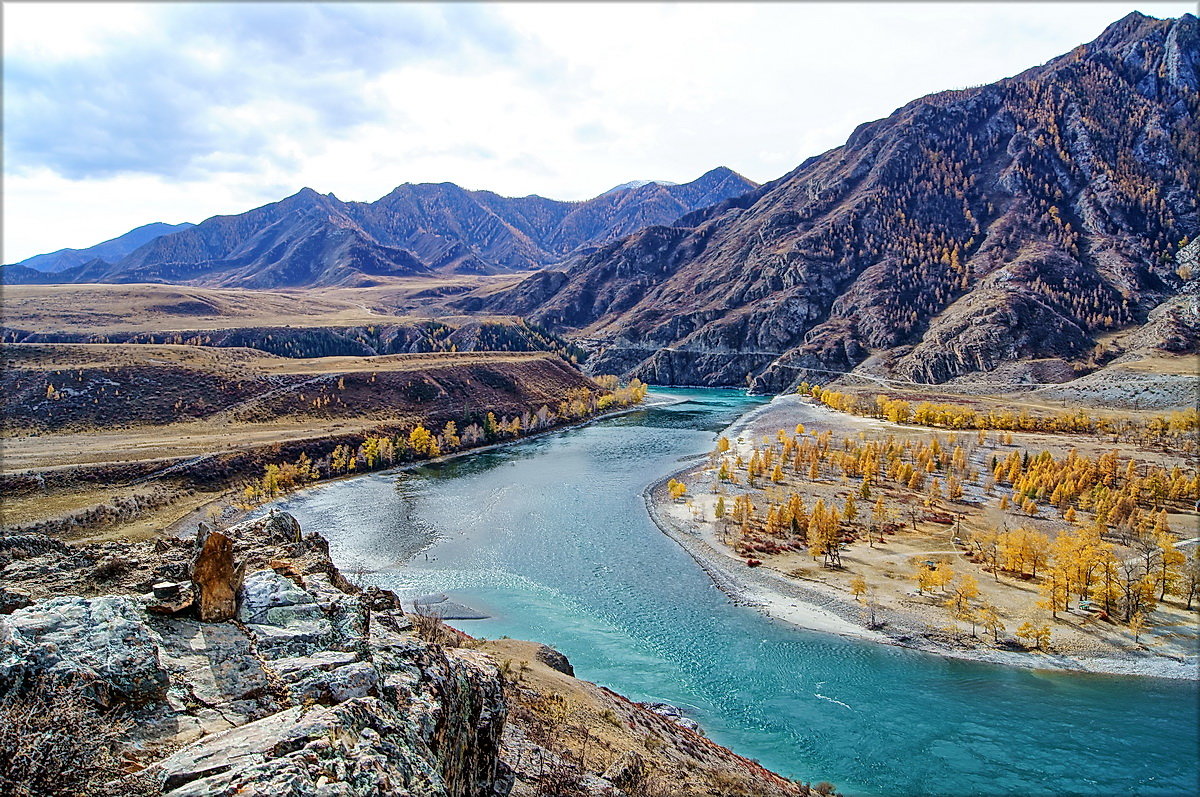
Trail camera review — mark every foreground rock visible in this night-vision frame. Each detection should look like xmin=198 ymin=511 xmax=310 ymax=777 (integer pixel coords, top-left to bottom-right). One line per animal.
xmin=1 ymin=512 xmax=506 ymax=797
xmin=0 ymin=511 xmax=827 ymax=796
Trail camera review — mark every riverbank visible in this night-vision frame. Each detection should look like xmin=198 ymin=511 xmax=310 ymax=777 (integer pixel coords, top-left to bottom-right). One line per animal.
xmin=169 ymin=393 xmax=682 ymax=540
xmin=2 ymin=343 xmax=634 ymax=542
xmin=646 ymin=393 xmax=1200 ymax=680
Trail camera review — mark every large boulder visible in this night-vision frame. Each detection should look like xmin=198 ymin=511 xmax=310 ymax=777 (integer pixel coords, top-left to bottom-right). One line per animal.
xmin=2 ymin=595 xmax=169 ymax=704
xmin=533 ymin=644 xmax=574 ymax=677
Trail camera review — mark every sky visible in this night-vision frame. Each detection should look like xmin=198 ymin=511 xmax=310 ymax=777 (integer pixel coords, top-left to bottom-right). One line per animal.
xmin=3 ymin=1 xmax=1193 ymax=263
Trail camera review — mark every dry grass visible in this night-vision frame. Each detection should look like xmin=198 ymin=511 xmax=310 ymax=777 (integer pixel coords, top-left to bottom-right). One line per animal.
xmin=0 ymin=676 xmax=152 ymax=797
xmin=1117 ymin=354 xmax=1199 ymax=376
xmin=0 ymin=280 xmax=523 ymax=334
xmin=5 ymin=341 xmax=551 ymax=374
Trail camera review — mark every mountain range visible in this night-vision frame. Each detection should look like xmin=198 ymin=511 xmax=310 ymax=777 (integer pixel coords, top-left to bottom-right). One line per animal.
xmin=10 ymin=222 xmax=195 ymax=274
xmin=474 ymin=11 xmax=1199 ymax=389
xmin=6 ymin=12 xmax=1196 ymax=392
xmin=2 ymin=168 xmax=756 ymax=288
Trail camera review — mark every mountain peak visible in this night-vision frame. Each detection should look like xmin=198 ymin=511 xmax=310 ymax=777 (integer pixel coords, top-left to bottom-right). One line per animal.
xmin=603 ymin=179 xmax=678 ymax=195
xmin=695 ymin=166 xmax=755 ymax=187
xmin=1092 ymin=10 xmax=1163 ymax=49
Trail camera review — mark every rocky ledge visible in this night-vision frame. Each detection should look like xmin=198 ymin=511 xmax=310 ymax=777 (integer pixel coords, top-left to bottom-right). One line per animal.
xmin=0 ymin=512 xmax=824 ymax=797
xmin=1 ymin=511 xmax=507 ymax=797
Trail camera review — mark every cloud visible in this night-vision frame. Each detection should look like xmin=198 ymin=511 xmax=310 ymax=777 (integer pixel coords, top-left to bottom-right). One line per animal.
xmin=2 ymin=3 xmax=525 ymax=181
xmin=3 ymin=1 xmax=1193 ymax=262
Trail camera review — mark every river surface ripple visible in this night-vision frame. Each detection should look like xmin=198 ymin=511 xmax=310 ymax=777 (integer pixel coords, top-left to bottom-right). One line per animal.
xmin=272 ymin=388 xmax=1200 ymax=796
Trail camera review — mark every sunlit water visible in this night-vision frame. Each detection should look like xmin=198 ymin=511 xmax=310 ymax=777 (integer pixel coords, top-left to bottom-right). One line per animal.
xmin=272 ymin=388 xmax=1199 ymax=796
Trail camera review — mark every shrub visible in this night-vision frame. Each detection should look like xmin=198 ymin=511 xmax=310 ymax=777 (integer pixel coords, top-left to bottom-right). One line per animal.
xmin=0 ymin=676 xmax=136 ymax=797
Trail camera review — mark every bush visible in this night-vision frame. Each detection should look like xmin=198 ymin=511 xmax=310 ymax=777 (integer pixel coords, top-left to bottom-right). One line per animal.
xmin=0 ymin=676 xmax=136 ymax=797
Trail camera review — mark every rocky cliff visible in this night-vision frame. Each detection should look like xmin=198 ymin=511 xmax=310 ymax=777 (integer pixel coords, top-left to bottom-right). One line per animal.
xmin=0 ymin=512 xmax=819 ymax=797
xmin=482 ymin=12 xmax=1199 ymax=391
xmin=0 ymin=512 xmax=508 ymax=797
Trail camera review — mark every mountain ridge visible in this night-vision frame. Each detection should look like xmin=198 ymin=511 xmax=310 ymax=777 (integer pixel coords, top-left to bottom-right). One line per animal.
xmin=481 ymin=11 xmax=1199 ymax=390
xmin=4 ymin=168 xmax=757 ymax=289
xmin=11 ymin=221 xmax=195 ymax=273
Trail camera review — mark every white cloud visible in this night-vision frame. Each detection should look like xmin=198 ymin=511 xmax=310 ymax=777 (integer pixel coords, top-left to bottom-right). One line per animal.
xmin=3 ymin=1 xmax=1193 ymax=262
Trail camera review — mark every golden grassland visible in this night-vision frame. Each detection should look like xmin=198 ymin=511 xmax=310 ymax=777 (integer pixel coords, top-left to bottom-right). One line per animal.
xmin=6 ymin=341 xmax=556 ymax=375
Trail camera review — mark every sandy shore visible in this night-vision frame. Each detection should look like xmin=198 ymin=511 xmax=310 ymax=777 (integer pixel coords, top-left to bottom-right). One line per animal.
xmin=645 ymin=394 xmax=1200 ymax=681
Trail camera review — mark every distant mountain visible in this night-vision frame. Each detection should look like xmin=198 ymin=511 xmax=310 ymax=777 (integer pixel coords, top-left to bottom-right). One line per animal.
xmin=603 ymin=179 xmax=678 ymax=194
xmin=484 ymin=12 xmax=1200 ymax=389
xmin=11 ymin=222 xmax=195 ymax=273
xmin=2 ymin=168 xmax=756 ymax=289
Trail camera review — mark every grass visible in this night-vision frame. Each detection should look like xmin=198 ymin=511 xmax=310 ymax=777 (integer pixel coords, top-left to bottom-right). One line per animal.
xmin=0 ymin=280 xmax=522 ymax=334
xmin=6 ymin=341 xmax=552 ymax=374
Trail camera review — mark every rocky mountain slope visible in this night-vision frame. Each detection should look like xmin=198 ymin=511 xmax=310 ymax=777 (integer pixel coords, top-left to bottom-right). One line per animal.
xmin=0 ymin=512 xmax=816 ymax=797
xmin=9 ymin=222 xmax=195 ymax=274
xmin=3 ymin=169 xmax=755 ymax=289
xmin=483 ymin=12 xmax=1199 ymax=391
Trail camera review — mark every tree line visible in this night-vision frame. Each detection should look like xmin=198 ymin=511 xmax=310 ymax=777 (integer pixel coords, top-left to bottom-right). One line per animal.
xmin=800 ymin=384 xmax=1199 ymax=455
xmin=242 ymin=378 xmax=647 ymax=505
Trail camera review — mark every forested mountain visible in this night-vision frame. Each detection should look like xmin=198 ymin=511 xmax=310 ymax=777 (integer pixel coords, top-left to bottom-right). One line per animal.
xmin=2 ymin=168 xmax=755 ymax=289
xmin=9 ymin=222 xmax=195 ymax=273
xmin=482 ymin=12 xmax=1199 ymax=389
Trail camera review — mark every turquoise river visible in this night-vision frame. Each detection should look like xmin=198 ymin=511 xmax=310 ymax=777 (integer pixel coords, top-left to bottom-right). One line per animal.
xmin=272 ymin=388 xmax=1199 ymax=796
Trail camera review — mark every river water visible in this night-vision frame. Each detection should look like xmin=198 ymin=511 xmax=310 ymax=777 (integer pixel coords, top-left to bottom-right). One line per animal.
xmin=272 ymin=388 xmax=1199 ymax=796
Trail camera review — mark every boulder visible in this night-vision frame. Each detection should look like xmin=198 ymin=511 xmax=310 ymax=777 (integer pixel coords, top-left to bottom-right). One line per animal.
xmin=0 ymin=586 xmax=33 ymax=614
xmin=3 ymin=595 xmax=169 ymax=704
xmin=193 ymin=527 xmax=242 ymax=622
xmin=533 ymin=644 xmax=574 ymax=677
xmin=641 ymin=702 xmax=704 ymax=734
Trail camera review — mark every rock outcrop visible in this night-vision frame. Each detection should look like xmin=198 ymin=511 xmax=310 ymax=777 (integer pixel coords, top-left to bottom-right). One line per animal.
xmin=0 ymin=512 xmax=508 ymax=797
xmin=192 ymin=527 xmax=241 ymax=622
